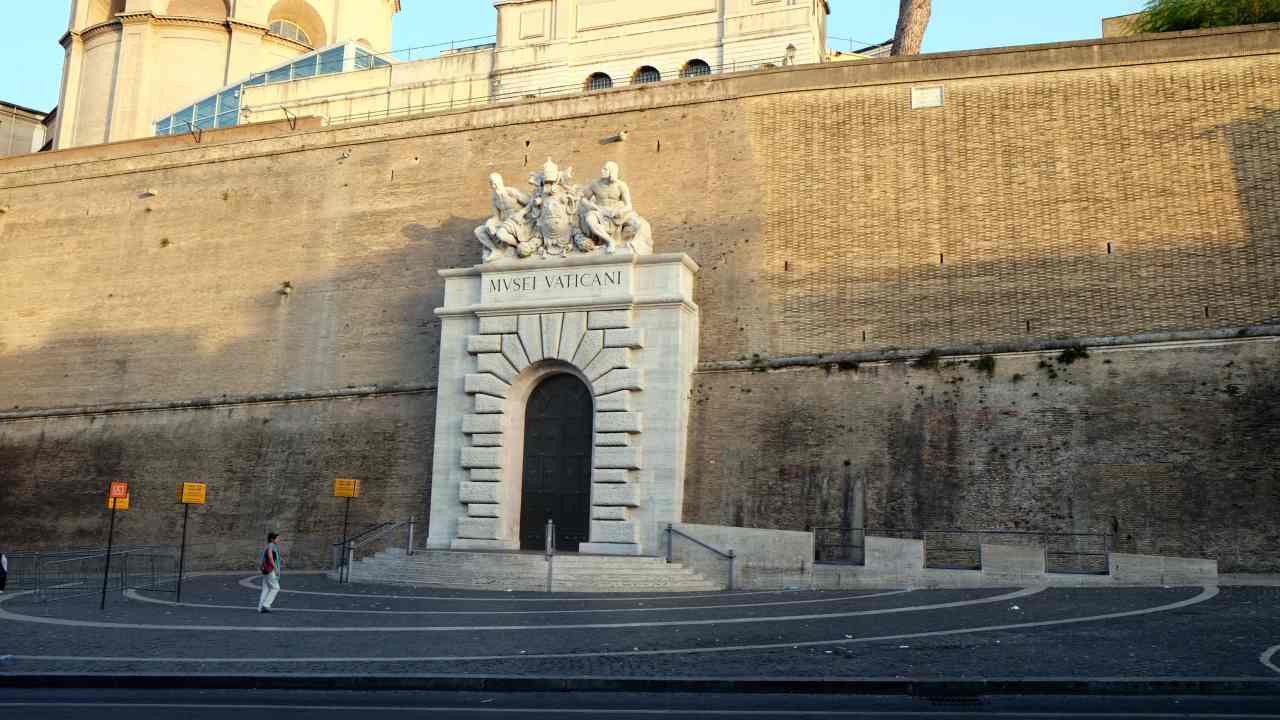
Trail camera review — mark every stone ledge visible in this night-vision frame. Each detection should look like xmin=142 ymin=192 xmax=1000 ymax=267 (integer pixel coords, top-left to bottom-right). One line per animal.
xmin=596 ymin=411 xmax=643 ymax=433
xmin=464 ymin=373 xmax=510 ymax=398
xmin=592 ymin=469 xmax=633 ymax=483
xmin=459 ymin=482 xmax=501 ymax=503
xmin=462 ymin=414 xmax=503 ymax=434
xmin=593 ymin=483 xmax=639 ymax=507
xmin=590 ymin=520 xmax=638 ymax=544
xmin=584 ymin=347 xmax=631 ymax=382
xmin=457 ymin=518 xmax=503 ymax=540
xmin=589 ymin=309 xmax=633 ymax=330
xmin=461 ymin=447 xmax=502 ymax=469
xmin=466 ymin=503 xmax=501 ymax=518
xmin=594 ymin=369 xmax=644 ymax=396
xmin=466 ymin=335 xmax=503 ymax=354
xmin=605 ymin=328 xmax=645 ymax=349
xmin=595 ymin=390 xmax=631 ymax=412
xmin=479 ymin=316 xmax=517 ymax=335
xmin=594 ymin=446 xmax=642 ymax=469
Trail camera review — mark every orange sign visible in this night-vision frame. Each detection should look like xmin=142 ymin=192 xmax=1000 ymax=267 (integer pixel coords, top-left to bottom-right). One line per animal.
xmin=180 ymin=482 xmax=208 ymax=505
xmin=333 ymin=478 xmax=362 ymax=498
xmin=108 ymin=482 xmax=129 ymax=499
xmin=107 ymin=496 xmax=130 ymax=511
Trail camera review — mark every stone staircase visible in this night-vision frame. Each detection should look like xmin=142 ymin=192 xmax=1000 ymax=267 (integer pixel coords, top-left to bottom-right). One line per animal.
xmin=345 ymin=549 xmax=723 ymax=592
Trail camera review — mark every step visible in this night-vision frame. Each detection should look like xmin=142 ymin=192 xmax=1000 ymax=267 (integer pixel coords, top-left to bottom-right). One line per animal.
xmin=348 ymin=550 xmax=722 ymax=592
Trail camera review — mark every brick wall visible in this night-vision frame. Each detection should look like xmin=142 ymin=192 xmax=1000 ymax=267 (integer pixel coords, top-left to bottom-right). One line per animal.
xmin=1 ymin=25 xmax=1277 ymax=566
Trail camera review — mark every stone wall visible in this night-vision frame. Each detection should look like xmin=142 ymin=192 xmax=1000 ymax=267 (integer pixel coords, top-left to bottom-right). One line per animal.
xmin=685 ymin=338 xmax=1280 ymax=572
xmin=1 ymin=25 xmax=1278 ymax=566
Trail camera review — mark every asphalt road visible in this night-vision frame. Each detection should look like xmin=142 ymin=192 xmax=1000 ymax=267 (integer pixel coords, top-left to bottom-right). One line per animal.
xmin=1 ymin=574 xmax=1278 ymax=680
xmin=2 ymin=689 xmax=1279 ymax=719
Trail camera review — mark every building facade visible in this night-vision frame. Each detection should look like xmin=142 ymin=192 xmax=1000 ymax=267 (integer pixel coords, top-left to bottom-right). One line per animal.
xmin=0 ymin=102 xmax=48 ymax=158
xmin=3 ymin=25 xmax=1277 ymax=572
xmin=187 ymin=0 xmax=831 ymax=137
xmin=53 ymin=0 xmax=399 ymax=149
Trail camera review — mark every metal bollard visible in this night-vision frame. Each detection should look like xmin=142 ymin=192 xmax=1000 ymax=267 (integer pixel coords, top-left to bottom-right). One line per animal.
xmin=545 ymin=519 xmax=555 ymax=593
xmin=407 ymin=517 xmax=416 ymax=557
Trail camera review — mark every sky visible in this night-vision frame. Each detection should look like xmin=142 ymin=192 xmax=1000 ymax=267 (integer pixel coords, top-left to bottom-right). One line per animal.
xmin=0 ymin=1 xmax=1147 ymax=112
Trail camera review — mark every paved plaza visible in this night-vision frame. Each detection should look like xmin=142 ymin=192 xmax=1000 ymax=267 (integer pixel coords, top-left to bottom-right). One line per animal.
xmin=1 ymin=574 xmax=1277 ymax=681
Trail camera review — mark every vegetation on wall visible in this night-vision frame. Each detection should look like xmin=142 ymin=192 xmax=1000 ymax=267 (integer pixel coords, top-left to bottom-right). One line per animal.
xmin=1136 ymin=0 xmax=1280 ymax=33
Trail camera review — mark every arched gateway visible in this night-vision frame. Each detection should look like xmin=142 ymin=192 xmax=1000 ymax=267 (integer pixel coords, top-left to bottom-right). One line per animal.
xmin=427 ymin=158 xmax=700 ymax=557
xmin=519 ymin=373 xmax=593 ymax=551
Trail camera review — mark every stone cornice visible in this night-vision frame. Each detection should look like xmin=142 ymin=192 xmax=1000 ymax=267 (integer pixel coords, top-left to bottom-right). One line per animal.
xmin=228 ymin=18 xmax=269 ymax=35
xmin=152 ymin=15 xmax=232 ymax=31
xmin=262 ymin=32 xmax=312 ymax=52
xmin=117 ymin=11 xmax=156 ymax=26
xmin=79 ymin=20 xmax=122 ymax=42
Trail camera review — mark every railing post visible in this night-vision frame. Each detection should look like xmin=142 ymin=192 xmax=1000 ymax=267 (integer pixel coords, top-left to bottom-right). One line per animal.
xmin=665 ymin=523 xmax=673 ymax=564
xmin=545 ymin=519 xmax=555 ymax=593
xmin=407 ymin=517 xmax=415 ymax=557
xmin=727 ymin=550 xmax=736 ymax=591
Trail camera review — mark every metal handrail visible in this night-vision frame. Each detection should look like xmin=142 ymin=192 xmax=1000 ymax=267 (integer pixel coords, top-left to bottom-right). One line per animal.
xmin=330 ymin=521 xmax=397 ymax=550
xmin=664 ymin=524 xmax=736 ymax=591
xmin=34 ymin=546 xmax=176 ymax=604
xmin=335 ymin=517 xmax=416 ymax=583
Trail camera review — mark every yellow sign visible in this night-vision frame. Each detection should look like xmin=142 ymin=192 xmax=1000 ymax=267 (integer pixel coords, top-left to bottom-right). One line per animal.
xmin=107 ymin=495 xmax=130 ymax=510
xmin=333 ymin=478 xmax=362 ymax=498
xmin=108 ymin=482 xmax=129 ymax=499
xmin=180 ymin=482 xmax=207 ymax=505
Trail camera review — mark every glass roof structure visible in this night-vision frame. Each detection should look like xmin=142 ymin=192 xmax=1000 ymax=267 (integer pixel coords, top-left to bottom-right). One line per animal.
xmin=154 ymin=41 xmax=390 ymax=136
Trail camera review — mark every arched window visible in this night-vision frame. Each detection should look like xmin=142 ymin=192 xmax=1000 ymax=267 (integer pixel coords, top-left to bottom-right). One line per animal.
xmin=269 ymin=19 xmax=311 ymax=46
xmin=585 ymin=72 xmax=613 ymax=92
xmin=267 ymin=1 xmax=327 ymax=48
xmin=632 ymin=66 xmax=661 ymax=84
xmin=680 ymin=59 xmax=711 ymax=78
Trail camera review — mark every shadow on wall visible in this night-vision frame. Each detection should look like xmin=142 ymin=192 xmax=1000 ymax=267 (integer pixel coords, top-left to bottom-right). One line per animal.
xmin=0 ymin=214 xmax=484 ymax=568
xmin=1205 ymin=106 xmax=1280 ymax=317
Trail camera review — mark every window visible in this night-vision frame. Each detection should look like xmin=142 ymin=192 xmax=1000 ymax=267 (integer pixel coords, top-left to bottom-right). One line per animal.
xmin=681 ymin=59 xmax=711 ymax=78
xmin=269 ymin=19 xmax=311 ymax=46
xmin=318 ymin=47 xmax=345 ymax=75
xmin=354 ymin=48 xmax=374 ymax=70
xmin=291 ymin=54 xmax=318 ymax=79
xmin=585 ymin=72 xmax=613 ymax=91
xmin=632 ymin=66 xmax=661 ymax=84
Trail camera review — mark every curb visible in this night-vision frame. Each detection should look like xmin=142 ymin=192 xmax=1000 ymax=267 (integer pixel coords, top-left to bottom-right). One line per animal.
xmin=1 ymin=674 xmax=1278 ymax=696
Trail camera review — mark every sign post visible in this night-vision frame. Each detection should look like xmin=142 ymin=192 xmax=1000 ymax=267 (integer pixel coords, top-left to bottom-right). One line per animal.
xmin=333 ymin=479 xmax=362 ymax=584
xmin=101 ymin=482 xmax=129 ymax=610
xmin=176 ymin=483 xmax=207 ymax=602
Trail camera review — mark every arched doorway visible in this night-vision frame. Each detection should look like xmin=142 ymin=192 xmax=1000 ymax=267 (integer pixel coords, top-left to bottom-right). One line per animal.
xmin=519 ymin=373 xmax=593 ymax=551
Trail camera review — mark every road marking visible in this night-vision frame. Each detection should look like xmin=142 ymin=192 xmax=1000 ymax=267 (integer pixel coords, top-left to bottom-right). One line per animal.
xmin=1263 ymin=643 xmax=1280 ymax=675
xmin=125 ymin=587 xmax=912 ymax=615
xmin=0 ymin=586 xmax=1038 ymax=633
xmin=6 ymin=587 xmax=1218 ymax=663
xmin=236 ymin=575 xmax=824 ymax=603
xmin=0 ymin=702 xmax=1274 ymax=718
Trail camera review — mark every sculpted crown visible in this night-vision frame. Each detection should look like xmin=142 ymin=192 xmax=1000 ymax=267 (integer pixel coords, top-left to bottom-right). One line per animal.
xmin=473 ymin=158 xmax=653 ymax=263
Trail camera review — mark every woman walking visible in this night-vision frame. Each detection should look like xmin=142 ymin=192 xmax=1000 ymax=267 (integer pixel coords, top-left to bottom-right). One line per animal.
xmin=257 ymin=532 xmax=282 ymax=613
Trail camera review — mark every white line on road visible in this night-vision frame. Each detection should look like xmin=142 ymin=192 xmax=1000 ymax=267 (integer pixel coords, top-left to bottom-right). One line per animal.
xmin=1262 ymin=644 xmax=1280 ymax=676
xmin=7 ymin=586 xmax=1218 ymax=663
xmin=125 ymin=588 xmax=912 ymax=615
xmin=0 ymin=702 xmax=1274 ymax=718
xmin=0 ymin=586 xmax=1039 ymax=633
